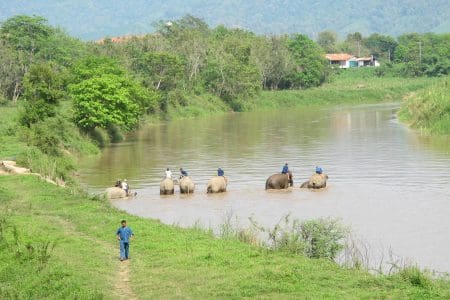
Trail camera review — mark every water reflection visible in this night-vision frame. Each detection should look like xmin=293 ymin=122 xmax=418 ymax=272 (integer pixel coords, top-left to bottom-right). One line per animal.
xmin=79 ymin=103 xmax=450 ymax=272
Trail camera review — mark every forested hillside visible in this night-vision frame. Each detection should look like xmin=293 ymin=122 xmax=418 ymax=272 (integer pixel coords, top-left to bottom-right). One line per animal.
xmin=0 ymin=0 xmax=449 ymax=40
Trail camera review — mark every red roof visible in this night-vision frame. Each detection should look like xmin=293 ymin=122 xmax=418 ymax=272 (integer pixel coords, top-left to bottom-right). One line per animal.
xmin=325 ymin=53 xmax=354 ymax=61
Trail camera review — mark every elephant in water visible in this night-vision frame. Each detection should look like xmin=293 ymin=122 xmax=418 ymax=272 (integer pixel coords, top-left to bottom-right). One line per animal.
xmin=207 ymin=176 xmax=227 ymax=193
xmin=160 ymin=178 xmax=175 ymax=195
xmin=300 ymin=173 xmax=328 ymax=189
xmin=179 ymin=176 xmax=195 ymax=194
xmin=105 ymin=187 xmax=127 ymax=199
xmin=265 ymin=171 xmax=293 ymax=190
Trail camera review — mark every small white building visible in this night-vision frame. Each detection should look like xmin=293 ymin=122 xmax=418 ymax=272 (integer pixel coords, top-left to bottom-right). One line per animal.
xmin=326 ymin=53 xmax=380 ymax=68
xmin=325 ymin=53 xmax=356 ymax=69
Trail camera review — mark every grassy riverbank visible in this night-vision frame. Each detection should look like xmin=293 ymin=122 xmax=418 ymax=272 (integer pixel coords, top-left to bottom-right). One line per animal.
xmin=399 ymin=76 xmax=450 ymax=135
xmin=1 ymin=175 xmax=449 ymax=298
xmin=251 ymin=70 xmax=440 ymax=110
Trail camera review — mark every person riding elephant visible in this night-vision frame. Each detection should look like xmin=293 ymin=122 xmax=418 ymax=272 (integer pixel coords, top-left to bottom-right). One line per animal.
xmin=207 ymin=176 xmax=227 ymax=193
xmin=179 ymin=176 xmax=195 ymax=194
xmin=300 ymin=167 xmax=328 ymax=189
xmin=179 ymin=168 xmax=188 ymax=179
xmin=160 ymin=177 xmax=174 ymax=195
xmin=265 ymin=170 xmax=293 ymax=190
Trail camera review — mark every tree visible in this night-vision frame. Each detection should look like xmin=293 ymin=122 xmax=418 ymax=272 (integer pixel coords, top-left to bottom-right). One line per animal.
xmin=20 ymin=63 xmax=64 ymax=127
xmin=70 ymin=74 xmax=140 ymax=131
xmin=251 ymin=35 xmax=295 ymax=90
xmin=0 ymin=42 xmax=25 ymax=102
xmin=202 ymin=28 xmax=261 ymax=108
xmin=317 ymin=30 xmax=338 ymax=53
xmin=340 ymin=32 xmax=368 ymax=57
xmin=0 ymin=15 xmax=53 ymax=59
xmin=364 ymin=33 xmax=397 ymax=62
xmin=287 ymin=34 xmax=328 ymax=88
xmin=69 ymin=57 xmax=157 ymax=130
xmin=131 ymin=52 xmax=185 ymax=91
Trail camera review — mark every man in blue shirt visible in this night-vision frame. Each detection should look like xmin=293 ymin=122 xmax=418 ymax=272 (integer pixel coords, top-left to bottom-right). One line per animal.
xmin=116 ymin=220 xmax=134 ymax=261
xmin=315 ymin=166 xmax=323 ymax=174
xmin=281 ymin=163 xmax=289 ymax=174
xmin=217 ymin=168 xmax=224 ymax=176
xmin=179 ymin=168 xmax=188 ymax=178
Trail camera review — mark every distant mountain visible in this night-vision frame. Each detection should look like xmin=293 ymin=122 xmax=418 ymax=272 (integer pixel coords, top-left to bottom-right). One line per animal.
xmin=1 ymin=0 xmax=449 ymax=40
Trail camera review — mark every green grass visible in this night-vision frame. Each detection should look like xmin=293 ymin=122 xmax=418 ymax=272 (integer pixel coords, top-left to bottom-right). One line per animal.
xmin=1 ymin=175 xmax=449 ymax=298
xmin=165 ymin=92 xmax=231 ymax=120
xmin=0 ymin=105 xmax=26 ymax=160
xmin=251 ymin=70 xmax=439 ymax=110
xmin=0 ymin=104 xmax=98 ymax=182
xmin=399 ymin=77 xmax=450 ymax=135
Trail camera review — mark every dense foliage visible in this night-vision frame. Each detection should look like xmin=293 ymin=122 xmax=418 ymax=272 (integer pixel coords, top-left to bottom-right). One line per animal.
xmin=0 ymin=1 xmax=449 ymax=40
xmin=316 ymin=31 xmax=450 ymax=77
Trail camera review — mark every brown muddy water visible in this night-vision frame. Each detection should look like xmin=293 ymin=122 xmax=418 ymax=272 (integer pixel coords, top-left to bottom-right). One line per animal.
xmin=79 ymin=103 xmax=450 ymax=273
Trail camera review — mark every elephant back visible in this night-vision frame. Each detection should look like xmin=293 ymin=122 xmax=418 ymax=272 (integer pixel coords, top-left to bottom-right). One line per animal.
xmin=266 ymin=173 xmax=291 ymax=189
xmin=309 ymin=173 xmax=328 ymax=188
xmin=105 ymin=187 xmax=127 ymax=199
xmin=207 ymin=176 xmax=227 ymax=193
xmin=160 ymin=178 xmax=175 ymax=194
xmin=180 ymin=176 xmax=195 ymax=194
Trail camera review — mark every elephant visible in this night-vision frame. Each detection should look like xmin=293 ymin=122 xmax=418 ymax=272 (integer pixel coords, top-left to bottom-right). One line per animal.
xmin=207 ymin=176 xmax=227 ymax=193
xmin=265 ymin=171 xmax=293 ymax=190
xmin=160 ymin=178 xmax=175 ymax=195
xmin=179 ymin=176 xmax=195 ymax=194
xmin=300 ymin=173 xmax=329 ymax=189
xmin=105 ymin=187 xmax=127 ymax=199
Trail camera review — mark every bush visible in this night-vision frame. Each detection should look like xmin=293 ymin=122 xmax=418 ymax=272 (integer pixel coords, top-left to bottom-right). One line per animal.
xmin=107 ymin=124 xmax=124 ymax=143
xmin=399 ymin=77 xmax=450 ymax=134
xmin=16 ymin=147 xmax=75 ymax=181
xmin=88 ymin=127 xmax=110 ymax=148
xmin=398 ymin=266 xmax=432 ymax=288
xmin=252 ymin=215 xmax=348 ymax=260
xmin=24 ymin=122 xmax=62 ymax=156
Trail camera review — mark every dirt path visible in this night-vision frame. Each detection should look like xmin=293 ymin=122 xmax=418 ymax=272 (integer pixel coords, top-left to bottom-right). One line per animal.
xmin=116 ymin=259 xmax=137 ymax=299
xmin=50 ymin=216 xmax=137 ymax=299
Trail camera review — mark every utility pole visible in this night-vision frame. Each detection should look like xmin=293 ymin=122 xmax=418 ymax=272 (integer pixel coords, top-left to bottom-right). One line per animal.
xmin=388 ymin=49 xmax=391 ymax=62
xmin=357 ymin=40 xmax=361 ymax=57
xmin=418 ymin=41 xmax=422 ymax=64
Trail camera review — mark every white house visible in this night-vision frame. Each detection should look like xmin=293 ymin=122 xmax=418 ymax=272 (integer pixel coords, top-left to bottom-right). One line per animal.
xmin=326 ymin=53 xmax=380 ymax=68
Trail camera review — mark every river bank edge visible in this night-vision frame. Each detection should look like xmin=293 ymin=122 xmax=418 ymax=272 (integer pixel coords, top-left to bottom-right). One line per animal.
xmin=1 ymin=175 xmax=450 ymax=298
xmin=1 ymin=75 xmax=450 ymax=297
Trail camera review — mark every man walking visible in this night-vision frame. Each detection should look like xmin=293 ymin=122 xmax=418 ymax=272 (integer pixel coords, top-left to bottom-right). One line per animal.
xmin=116 ymin=219 xmax=134 ymax=261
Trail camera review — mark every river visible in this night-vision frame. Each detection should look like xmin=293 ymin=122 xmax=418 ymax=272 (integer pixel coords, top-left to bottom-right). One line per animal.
xmin=79 ymin=103 xmax=450 ymax=273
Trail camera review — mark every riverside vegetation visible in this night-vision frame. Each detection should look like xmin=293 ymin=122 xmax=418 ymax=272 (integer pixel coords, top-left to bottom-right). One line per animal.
xmin=399 ymin=77 xmax=450 ymax=135
xmin=1 ymin=14 xmax=450 ymax=298
xmin=1 ymin=176 xmax=450 ymax=298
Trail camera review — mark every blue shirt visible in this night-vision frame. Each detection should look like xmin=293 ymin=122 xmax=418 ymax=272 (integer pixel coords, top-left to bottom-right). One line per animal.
xmin=117 ymin=226 xmax=133 ymax=243
xmin=181 ymin=170 xmax=188 ymax=176
xmin=218 ymin=169 xmax=224 ymax=176
xmin=282 ymin=165 xmax=289 ymax=174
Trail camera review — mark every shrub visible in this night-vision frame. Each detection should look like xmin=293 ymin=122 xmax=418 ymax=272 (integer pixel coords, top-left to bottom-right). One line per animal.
xmin=252 ymin=215 xmax=348 ymax=260
xmin=107 ymin=124 xmax=124 ymax=143
xmin=398 ymin=266 xmax=432 ymax=288
xmin=88 ymin=127 xmax=110 ymax=148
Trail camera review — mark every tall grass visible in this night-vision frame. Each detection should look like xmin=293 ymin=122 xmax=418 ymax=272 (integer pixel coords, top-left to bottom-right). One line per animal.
xmin=399 ymin=77 xmax=450 ymax=135
xmin=251 ymin=72 xmax=439 ymax=110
